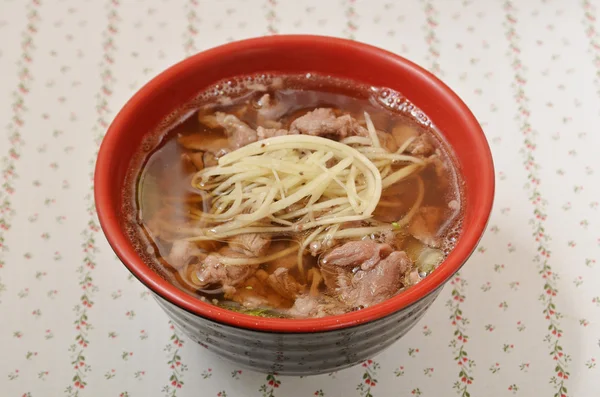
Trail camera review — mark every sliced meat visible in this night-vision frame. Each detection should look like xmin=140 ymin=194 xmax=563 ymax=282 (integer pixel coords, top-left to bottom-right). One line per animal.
xmin=177 ymin=133 xmax=230 ymax=153
xmin=320 ymin=241 xmax=394 ymax=293
xmin=428 ymin=154 xmax=447 ymax=178
xmin=322 ymin=241 xmax=393 ymax=272
xmin=257 ymin=126 xmax=289 ymax=140
xmin=289 ymin=108 xmax=368 ymax=139
xmin=391 ymin=123 xmax=435 ymax=156
xmin=391 ymin=124 xmax=419 ymax=149
xmin=319 ymin=241 xmax=412 ymax=309
xmin=288 ymin=294 xmax=347 ymax=318
xmin=224 ymin=272 xmax=289 ymax=309
xmin=167 ymin=240 xmax=206 ymax=270
xmin=228 ymin=233 xmax=271 ymax=257
xmin=229 ymin=291 xmax=270 ymax=309
xmin=215 ymin=112 xmax=258 ymax=149
xmin=256 ymin=94 xmax=287 ymax=128
xmin=193 ymin=247 xmax=257 ymax=290
xmin=406 ymin=134 xmax=435 ymax=156
xmin=338 ymin=251 xmax=411 ymax=308
xmin=198 ymin=113 xmax=221 ymax=129
xmin=180 ymin=152 xmax=199 ymax=173
xmin=319 ymin=263 xmax=341 ymax=292
xmin=426 ymin=154 xmax=450 ymax=191
xmin=408 ymin=206 xmax=446 ymax=247
xmin=181 ymin=152 xmax=205 ymax=170
xmin=377 ymin=130 xmax=398 ymax=152
xmin=267 ymin=268 xmax=305 ymax=300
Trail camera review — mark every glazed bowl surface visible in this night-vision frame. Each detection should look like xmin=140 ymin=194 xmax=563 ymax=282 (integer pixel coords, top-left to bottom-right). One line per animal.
xmin=94 ymin=35 xmax=494 ymax=375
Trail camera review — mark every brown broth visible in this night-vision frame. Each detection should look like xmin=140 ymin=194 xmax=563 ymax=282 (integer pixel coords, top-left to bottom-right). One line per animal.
xmin=122 ymin=73 xmax=464 ymax=317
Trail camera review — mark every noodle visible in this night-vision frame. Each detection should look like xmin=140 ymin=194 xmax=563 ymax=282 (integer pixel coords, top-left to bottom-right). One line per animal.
xmin=189 ymin=135 xmax=383 ymax=242
xmin=179 ymin=114 xmax=429 ymax=276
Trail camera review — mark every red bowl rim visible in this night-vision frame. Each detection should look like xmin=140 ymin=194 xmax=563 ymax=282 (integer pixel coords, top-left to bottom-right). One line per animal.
xmin=95 ymin=35 xmax=495 ymax=333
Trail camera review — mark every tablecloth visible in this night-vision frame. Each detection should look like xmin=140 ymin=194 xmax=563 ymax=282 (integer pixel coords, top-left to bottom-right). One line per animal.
xmin=1 ymin=0 xmax=599 ymax=396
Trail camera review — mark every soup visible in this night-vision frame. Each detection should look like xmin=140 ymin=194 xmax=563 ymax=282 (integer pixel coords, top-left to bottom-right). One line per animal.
xmin=122 ymin=73 xmax=463 ymax=318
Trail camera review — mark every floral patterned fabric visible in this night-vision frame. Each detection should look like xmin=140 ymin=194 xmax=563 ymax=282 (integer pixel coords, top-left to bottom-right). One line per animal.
xmin=1 ymin=0 xmax=599 ymax=396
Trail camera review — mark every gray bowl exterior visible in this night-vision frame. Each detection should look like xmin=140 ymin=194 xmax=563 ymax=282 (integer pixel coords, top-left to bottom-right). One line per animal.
xmin=154 ymin=287 xmax=441 ymax=376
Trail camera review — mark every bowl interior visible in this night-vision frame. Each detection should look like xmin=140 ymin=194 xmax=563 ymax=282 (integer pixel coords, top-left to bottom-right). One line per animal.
xmin=95 ymin=35 xmax=494 ymax=333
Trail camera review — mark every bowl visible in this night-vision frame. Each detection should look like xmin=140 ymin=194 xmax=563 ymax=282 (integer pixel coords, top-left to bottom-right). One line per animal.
xmin=95 ymin=35 xmax=494 ymax=376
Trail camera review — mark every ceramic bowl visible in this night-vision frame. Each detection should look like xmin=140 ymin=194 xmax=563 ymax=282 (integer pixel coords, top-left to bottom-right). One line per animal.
xmin=95 ymin=35 xmax=494 ymax=376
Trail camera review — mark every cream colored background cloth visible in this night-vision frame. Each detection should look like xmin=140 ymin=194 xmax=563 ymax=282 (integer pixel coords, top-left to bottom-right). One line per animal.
xmin=0 ymin=0 xmax=599 ymax=396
